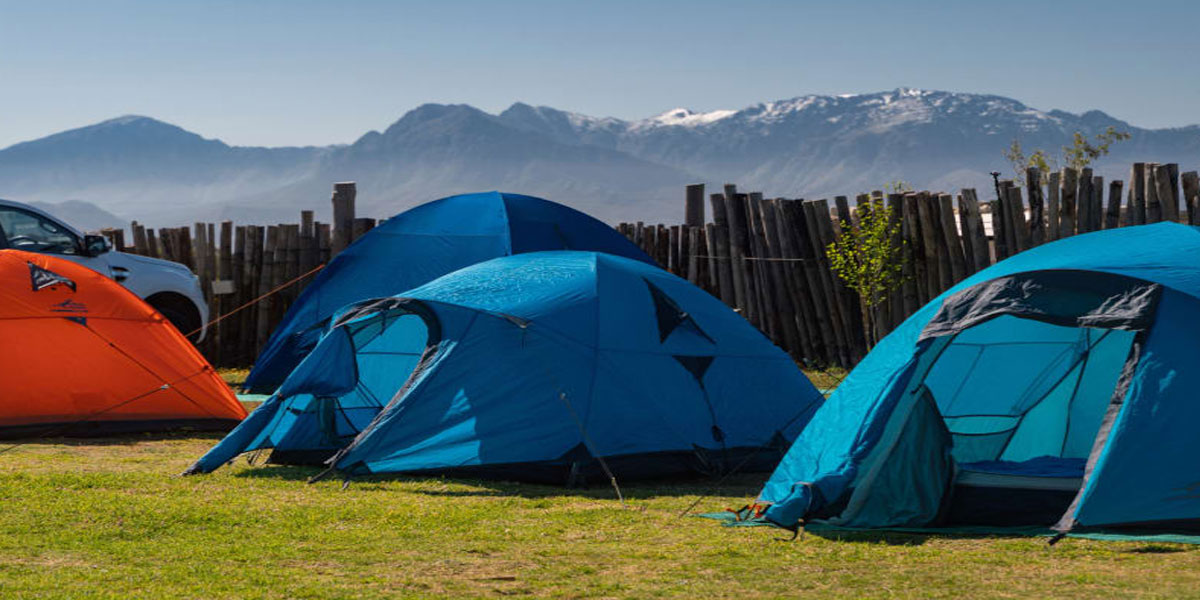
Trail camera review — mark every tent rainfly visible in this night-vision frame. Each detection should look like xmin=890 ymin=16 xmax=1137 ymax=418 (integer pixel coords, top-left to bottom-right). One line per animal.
xmin=189 ymin=251 xmax=823 ymax=484
xmin=756 ymin=223 xmax=1200 ymax=540
xmin=0 ymin=250 xmax=245 ymax=437
xmin=243 ymin=192 xmax=653 ymax=394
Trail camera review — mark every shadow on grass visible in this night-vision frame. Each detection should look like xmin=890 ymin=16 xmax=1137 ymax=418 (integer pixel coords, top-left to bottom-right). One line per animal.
xmin=802 ymin=525 xmax=1057 ymax=546
xmin=8 ymin=431 xmax=229 ymax=447
xmin=804 ymin=529 xmax=937 ymax=546
xmin=230 ymin=462 xmax=767 ymax=500
xmin=1123 ymin=544 xmax=1192 ymax=554
xmin=806 ymin=527 xmax=1200 ymax=551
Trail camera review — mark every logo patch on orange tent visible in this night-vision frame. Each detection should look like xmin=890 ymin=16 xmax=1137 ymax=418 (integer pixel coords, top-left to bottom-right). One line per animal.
xmin=50 ymin=299 xmax=88 ymax=313
xmin=28 ymin=262 xmax=77 ymax=292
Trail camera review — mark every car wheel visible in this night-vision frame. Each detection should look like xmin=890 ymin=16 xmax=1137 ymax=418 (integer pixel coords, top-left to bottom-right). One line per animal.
xmin=146 ymin=292 xmax=202 ymax=340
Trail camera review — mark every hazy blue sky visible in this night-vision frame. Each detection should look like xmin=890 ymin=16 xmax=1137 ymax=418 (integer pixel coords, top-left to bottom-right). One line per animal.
xmin=2 ymin=0 xmax=1197 ymax=148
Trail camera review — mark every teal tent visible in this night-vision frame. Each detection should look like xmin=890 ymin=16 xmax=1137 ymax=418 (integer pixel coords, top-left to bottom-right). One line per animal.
xmin=758 ymin=223 xmax=1200 ymax=538
xmin=189 ymin=251 xmax=823 ymax=483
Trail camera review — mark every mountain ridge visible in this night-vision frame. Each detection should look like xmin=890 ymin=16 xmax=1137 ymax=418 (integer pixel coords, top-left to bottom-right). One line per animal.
xmin=2 ymin=88 xmax=1198 ymax=226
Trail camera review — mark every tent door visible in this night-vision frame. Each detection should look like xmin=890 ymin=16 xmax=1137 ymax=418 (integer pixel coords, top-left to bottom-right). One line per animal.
xmin=917 ymin=316 xmax=1140 ymax=526
xmin=829 ymin=336 xmax=956 ymax=528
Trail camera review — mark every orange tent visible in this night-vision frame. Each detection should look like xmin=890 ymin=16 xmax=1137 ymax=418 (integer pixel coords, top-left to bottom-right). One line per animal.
xmin=0 ymin=249 xmax=246 ymax=438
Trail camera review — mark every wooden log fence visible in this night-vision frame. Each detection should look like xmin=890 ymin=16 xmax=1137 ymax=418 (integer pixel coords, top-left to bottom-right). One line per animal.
xmin=618 ymin=162 xmax=1196 ymax=368
xmin=89 ymin=161 xmax=1195 ymax=371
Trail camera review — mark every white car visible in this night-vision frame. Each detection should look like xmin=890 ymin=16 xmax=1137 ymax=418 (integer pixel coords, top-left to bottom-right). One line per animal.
xmin=0 ymin=198 xmax=209 ymax=340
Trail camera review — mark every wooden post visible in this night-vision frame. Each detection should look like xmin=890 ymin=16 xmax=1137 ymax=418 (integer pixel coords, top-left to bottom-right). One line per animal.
xmin=177 ymin=226 xmax=195 ymax=271
xmin=686 ymin=226 xmax=702 ymax=285
xmin=1046 ymin=172 xmax=1061 ymax=241
xmin=232 ymin=225 xmax=250 ymax=364
xmin=746 ymin=193 xmax=775 ymax=336
xmin=242 ymin=226 xmax=263 ymax=364
xmin=300 ymin=210 xmax=318 ymax=274
xmin=801 ymin=199 xmax=849 ymax=366
xmin=271 ymin=225 xmax=288 ymax=324
xmin=331 ymin=182 xmax=356 ymax=256
xmin=1060 ymin=168 xmax=1078 ymax=237
xmin=891 ymin=193 xmax=917 ymax=325
xmin=657 ymin=224 xmax=670 ymax=271
xmin=685 ymin=184 xmax=706 ymax=226
xmin=215 ymin=222 xmax=232 ymax=363
xmin=675 ymin=225 xmax=687 ymax=277
xmin=780 ymin=199 xmax=832 ymax=363
xmin=285 ymin=224 xmax=302 ymax=306
xmin=1026 ymin=168 xmax=1045 ymax=246
xmin=1105 ymin=180 xmax=1123 ymax=230
xmin=145 ymin=228 xmax=160 ymax=258
xmin=129 ymin=222 xmax=146 ymax=255
xmin=834 ymin=196 xmax=853 ymax=228
xmin=191 ymin=223 xmax=211 ymax=356
xmin=722 ymin=187 xmax=750 ymax=319
xmin=1155 ymin=164 xmax=1177 ymax=224
xmin=1076 ymin=169 xmax=1093 ymax=233
xmin=880 ymin=194 xmax=910 ymax=333
xmin=758 ymin=198 xmax=802 ymax=357
xmin=1129 ymin=163 xmax=1147 ymax=225
xmin=668 ymin=225 xmax=680 ymax=274
xmin=811 ymin=199 xmax=860 ymax=363
xmin=700 ymin=223 xmax=715 ymax=288
xmin=1169 ymin=163 xmax=1182 ymax=223
xmin=1145 ymin=163 xmax=1163 ymax=223
xmin=317 ymin=222 xmax=332 ymax=264
xmin=733 ymin=193 xmax=764 ymax=328
xmin=192 ymin=222 xmax=210 ymax=302
xmin=901 ymin=193 xmax=930 ymax=304
xmin=352 ymin=217 xmax=376 ymax=242
xmin=770 ymin=198 xmax=820 ymax=360
xmin=256 ymin=226 xmax=279 ymax=353
xmin=1006 ymin=184 xmax=1029 ymax=252
xmin=988 ymin=197 xmax=1006 ymax=262
xmin=1182 ymin=171 xmax=1200 ymax=226
xmin=915 ymin=193 xmax=944 ymax=295
xmin=705 ymin=218 xmax=730 ymax=300
xmin=1083 ymin=174 xmax=1098 ymax=232
xmin=959 ymin=189 xmax=990 ymax=273
xmin=938 ymin=193 xmax=967 ymax=284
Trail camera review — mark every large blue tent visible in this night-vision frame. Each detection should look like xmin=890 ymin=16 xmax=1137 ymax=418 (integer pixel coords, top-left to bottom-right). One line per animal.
xmin=243 ymin=192 xmax=653 ymax=393
xmin=756 ymin=223 xmax=1200 ymax=538
xmin=189 ymin=251 xmax=822 ymax=483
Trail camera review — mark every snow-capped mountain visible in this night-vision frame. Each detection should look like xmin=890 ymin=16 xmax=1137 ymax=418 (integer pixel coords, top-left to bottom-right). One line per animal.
xmin=2 ymin=89 xmax=1198 ymax=226
xmin=500 ymin=88 xmax=1200 ymax=197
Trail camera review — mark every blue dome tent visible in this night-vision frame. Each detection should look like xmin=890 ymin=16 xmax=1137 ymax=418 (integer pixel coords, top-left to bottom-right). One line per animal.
xmin=754 ymin=223 xmax=1200 ymax=539
xmin=243 ymin=192 xmax=654 ymax=394
xmin=189 ymin=252 xmax=823 ymax=483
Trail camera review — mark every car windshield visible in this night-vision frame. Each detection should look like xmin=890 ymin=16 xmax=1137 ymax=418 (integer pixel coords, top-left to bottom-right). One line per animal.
xmin=0 ymin=207 xmax=80 ymax=255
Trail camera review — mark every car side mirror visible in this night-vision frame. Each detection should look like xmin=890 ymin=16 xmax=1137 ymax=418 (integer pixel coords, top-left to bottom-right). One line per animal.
xmin=83 ymin=234 xmax=111 ymax=257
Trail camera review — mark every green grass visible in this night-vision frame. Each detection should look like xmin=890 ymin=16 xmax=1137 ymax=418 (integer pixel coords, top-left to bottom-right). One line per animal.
xmin=1 ymin=431 xmax=1199 ymax=599
xmin=218 ymin=367 xmax=251 ymax=388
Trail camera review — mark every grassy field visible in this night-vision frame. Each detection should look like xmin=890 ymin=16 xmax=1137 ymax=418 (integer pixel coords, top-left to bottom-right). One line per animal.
xmin=1 ymin=373 xmax=1198 ymax=598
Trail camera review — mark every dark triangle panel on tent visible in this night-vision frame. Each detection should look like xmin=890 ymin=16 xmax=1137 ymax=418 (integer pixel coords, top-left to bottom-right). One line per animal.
xmin=645 ymin=278 xmax=716 ymax=345
xmin=673 ymin=354 xmax=715 ymax=383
